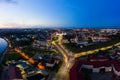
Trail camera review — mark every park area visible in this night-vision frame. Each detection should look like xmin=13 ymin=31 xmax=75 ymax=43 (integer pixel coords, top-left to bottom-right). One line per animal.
xmin=63 ymin=39 xmax=120 ymax=53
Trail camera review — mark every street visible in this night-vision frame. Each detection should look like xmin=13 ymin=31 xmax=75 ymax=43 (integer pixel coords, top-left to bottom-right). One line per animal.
xmin=52 ymin=34 xmax=75 ymax=80
xmin=52 ymin=35 xmax=120 ymax=80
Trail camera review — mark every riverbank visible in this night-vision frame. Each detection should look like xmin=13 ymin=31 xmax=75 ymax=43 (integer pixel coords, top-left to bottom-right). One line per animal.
xmin=0 ymin=38 xmax=9 ymax=80
xmin=0 ymin=38 xmax=9 ymax=64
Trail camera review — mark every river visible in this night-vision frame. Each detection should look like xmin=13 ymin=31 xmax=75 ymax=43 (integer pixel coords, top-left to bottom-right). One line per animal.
xmin=0 ymin=38 xmax=8 ymax=55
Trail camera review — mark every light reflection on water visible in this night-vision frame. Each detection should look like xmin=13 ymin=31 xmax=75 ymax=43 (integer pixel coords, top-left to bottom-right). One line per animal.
xmin=0 ymin=38 xmax=8 ymax=54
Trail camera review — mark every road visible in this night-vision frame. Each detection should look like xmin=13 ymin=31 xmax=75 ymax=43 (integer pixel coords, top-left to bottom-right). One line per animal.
xmin=2 ymin=36 xmax=120 ymax=80
xmin=52 ymin=34 xmax=120 ymax=80
xmin=52 ymin=42 xmax=74 ymax=80
xmin=74 ymin=42 xmax=120 ymax=58
xmin=52 ymin=34 xmax=75 ymax=80
xmin=14 ymin=48 xmax=45 ymax=69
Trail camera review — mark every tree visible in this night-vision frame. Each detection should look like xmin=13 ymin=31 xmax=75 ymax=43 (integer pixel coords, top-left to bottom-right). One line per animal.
xmin=87 ymin=37 xmax=93 ymax=43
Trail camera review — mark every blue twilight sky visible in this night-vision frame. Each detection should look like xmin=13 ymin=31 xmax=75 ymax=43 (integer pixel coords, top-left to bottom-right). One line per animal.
xmin=0 ymin=0 xmax=120 ymax=28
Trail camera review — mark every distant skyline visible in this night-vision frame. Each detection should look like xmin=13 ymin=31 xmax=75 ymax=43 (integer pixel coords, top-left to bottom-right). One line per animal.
xmin=0 ymin=0 xmax=120 ymax=28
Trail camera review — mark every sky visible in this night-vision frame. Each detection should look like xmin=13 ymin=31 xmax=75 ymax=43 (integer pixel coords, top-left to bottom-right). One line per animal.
xmin=0 ymin=0 xmax=120 ymax=28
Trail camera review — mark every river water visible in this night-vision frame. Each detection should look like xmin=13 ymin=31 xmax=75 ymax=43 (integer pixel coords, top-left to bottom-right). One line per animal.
xmin=0 ymin=38 xmax=8 ymax=55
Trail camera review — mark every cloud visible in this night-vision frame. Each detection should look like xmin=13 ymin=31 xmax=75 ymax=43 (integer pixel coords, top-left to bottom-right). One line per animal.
xmin=0 ymin=0 xmax=17 ymax=4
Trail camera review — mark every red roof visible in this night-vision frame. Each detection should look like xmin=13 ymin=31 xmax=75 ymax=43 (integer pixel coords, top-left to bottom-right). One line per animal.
xmin=70 ymin=59 xmax=120 ymax=80
xmin=78 ymin=71 xmax=84 ymax=80
xmin=89 ymin=56 xmax=109 ymax=61
xmin=112 ymin=60 xmax=120 ymax=72
xmin=83 ymin=60 xmax=111 ymax=68
xmin=70 ymin=60 xmax=84 ymax=80
xmin=8 ymin=66 xmax=22 ymax=80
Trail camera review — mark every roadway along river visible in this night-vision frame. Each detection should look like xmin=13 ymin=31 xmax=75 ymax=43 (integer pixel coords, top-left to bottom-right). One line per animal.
xmin=0 ymin=38 xmax=8 ymax=55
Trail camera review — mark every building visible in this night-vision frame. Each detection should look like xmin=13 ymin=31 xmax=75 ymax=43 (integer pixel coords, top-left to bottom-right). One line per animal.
xmin=16 ymin=37 xmax=29 ymax=41
xmin=45 ymin=58 xmax=56 ymax=67
xmin=8 ymin=66 xmax=23 ymax=80
xmin=70 ymin=56 xmax=120 ymax=80
xmin=91 ymin=36 xmax=110 ymax=42
xmin=32 ymin=39 xmax=51 ymax=49
xmin=110 ymin=50 xmax=120 ymax=59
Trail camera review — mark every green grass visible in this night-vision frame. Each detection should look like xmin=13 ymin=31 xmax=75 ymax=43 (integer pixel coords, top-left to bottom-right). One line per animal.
xmin=3 ymin=52 xmax=22 ymax=63
xmin=63 ymin=40 xmax=120 ymax=53
xmin=52 ymin=61 xmax=63 ymax=72
xmin=22 ymin=46 xmax=58 ymax=57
